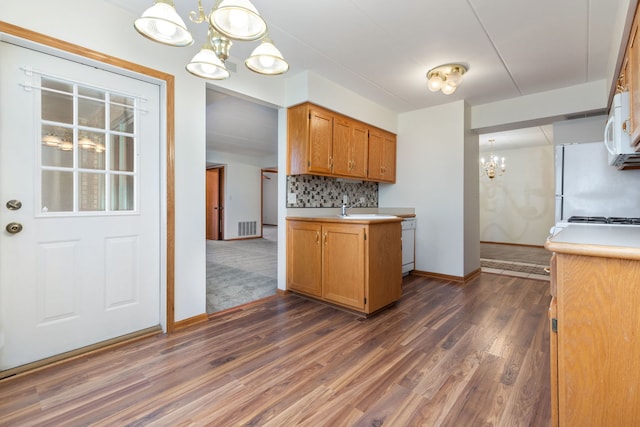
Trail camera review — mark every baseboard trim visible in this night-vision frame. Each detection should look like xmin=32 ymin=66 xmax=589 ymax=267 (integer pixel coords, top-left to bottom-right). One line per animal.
xmin=0 ymin=326 xmax=162 ymax=381
xmin=481 ymin=241 xmax=545 ymax=249
xmin=412 ymin=267 xmax=481 ymax=284
xmin=174 ymin=313 xmax=209 ymax=330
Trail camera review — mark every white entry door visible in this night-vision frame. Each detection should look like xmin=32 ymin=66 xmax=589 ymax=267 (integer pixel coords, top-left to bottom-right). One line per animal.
xmin=0 ymin=42 xmax=161 ymax=371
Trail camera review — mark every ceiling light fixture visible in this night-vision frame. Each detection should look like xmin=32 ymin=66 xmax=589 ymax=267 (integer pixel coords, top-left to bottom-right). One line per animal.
xmin=134 ymin=0 xmax=288 ymax=80
xmin=427 ymin=64 xmax=467 ymax=95
xmin=480 ymin=139 xmax=506 ymax=180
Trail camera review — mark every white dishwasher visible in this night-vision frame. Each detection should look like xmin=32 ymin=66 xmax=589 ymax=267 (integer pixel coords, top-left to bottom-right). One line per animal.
xmin=401 ymin=218 xmax=416 ymax=275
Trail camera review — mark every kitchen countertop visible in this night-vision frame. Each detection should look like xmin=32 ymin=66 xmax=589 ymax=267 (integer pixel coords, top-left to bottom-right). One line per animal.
xmin=286 ymin=207 xmax=415 ymax=221
xmin=545 ymin=224 xmax=640 ymax=260
xmin=286 ymin=215 xmax=403 ymax=224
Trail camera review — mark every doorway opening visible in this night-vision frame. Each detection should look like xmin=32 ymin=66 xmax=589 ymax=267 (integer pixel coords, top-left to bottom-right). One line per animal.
xmin=204 ymin=88 xmax=278 ymax=314
xmin=206 ymin=166 xmax=225 ymax=241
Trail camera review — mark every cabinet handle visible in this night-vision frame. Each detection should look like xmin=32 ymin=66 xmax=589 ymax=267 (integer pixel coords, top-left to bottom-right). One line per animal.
xmin=315 ymin=231 xmax=320 ymax=244
xmin=324 ymin=232 xmax=328 ymax=245
xmin=328 ymin=156 xmax=333 ymax=168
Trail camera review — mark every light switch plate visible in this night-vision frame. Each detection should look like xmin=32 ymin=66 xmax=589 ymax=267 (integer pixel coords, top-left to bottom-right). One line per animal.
xmin=287 ymin=193 xmax=297 ymax=204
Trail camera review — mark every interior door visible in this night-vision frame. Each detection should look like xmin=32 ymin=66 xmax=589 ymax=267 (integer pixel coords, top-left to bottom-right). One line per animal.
xmin=0 ymin=42 xmax=161 ymax=371
xmin=206 ymin=168 xmax=221 ymax=240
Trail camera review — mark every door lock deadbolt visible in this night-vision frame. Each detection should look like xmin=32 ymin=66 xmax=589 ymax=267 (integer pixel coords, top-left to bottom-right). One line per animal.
xmin=5 ymin=222 xmax=23 ymax=234
xmin=6 ymin=200 xmax=22 ymax=211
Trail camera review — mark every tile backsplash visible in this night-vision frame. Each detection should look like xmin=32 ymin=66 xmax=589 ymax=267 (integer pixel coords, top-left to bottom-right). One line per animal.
xmin=287 ymin=175 xmax=378 ymax=208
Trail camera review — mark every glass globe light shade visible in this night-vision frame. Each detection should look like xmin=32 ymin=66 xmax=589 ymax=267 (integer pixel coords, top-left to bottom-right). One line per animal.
xmin=186 ymin=45 xmax=230 ymax=80
xmin=447 ymin=67 xmax=463 ymax=87
xmin=209 ymin=0 xmax=267 ymax=41
xmin=245 ymin=39 xmax=289 ymax=75
xmin=134 ymin=1 xmax=194 ymax=47
xmin=441 ymin=82 xmax=457 ymax=95
xmin=427 ymin=73 xmax=443 ymax=92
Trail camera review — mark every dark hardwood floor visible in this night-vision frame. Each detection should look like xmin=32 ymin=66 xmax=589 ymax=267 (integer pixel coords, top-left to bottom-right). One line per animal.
xmin=0 ymin=273 xmax=551 ymax=426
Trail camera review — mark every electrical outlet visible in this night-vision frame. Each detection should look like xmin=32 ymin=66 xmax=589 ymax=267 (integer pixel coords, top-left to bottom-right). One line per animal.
xmin=287 ymin=193 xmax=297 ymax=204
xmin=359 ymin=197 xmax=365 ymax=205
xmin=342 ymin=195 xmax=348 ymax=204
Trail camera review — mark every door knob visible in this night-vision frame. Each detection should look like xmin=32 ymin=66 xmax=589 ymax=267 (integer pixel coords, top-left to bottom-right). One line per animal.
xmin=5 ymin=222 xmax=23 ymax=234
xmin=6 ymin=200 xmax=22 ymax=210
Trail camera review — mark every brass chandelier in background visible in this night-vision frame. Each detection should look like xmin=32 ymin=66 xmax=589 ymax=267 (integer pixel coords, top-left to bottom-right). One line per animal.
xmin=480 ymin=139 xmax=506 ymax=180
xmin=134 ymin=0 xmax=289 ymax=80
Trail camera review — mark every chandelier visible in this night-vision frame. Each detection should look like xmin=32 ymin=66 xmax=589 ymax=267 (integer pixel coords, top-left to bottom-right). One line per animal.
xmin=480 ymin=139 xmax=506 ymax=180
xmin=134 ymin=0 xmax=289 ymax=80
xmin=427 ymin=64 xmax=467 ymax=95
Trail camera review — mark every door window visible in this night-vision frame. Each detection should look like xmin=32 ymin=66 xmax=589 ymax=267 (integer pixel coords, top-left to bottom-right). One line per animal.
xmin=39 ymin=77 xmax=137 ymax=214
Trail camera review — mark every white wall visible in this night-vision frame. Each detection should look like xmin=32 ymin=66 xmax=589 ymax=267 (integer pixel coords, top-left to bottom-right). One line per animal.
xmin=285 ymin=71 xmax=398 ymax=133
xmin=479 ymin=144 xmax=555 ymax=246
xmin=379 ymin=101 xmax=479 ymax=277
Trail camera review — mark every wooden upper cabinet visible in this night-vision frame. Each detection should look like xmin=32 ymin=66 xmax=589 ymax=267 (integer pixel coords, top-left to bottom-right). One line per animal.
xmin=287 ymin=102 xmax=394 ymax=182
xmin=287 ymin=103 xmax=333 ymax=176
xmin=368 ymin=128 xmax=397 ymax=183
xmin=308 ymin=107 xmax=334 ymax=173
xmin=333 ymin=116 xmax=368 ymax=178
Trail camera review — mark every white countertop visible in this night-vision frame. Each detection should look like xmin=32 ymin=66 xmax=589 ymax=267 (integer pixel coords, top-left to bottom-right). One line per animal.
xmin=545 ymin=224 xmax=640 ymax=260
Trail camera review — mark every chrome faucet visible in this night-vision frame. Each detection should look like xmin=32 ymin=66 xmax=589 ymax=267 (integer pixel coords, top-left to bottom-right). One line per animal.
xmin=340 ymin=199 xmax=364 ymax=216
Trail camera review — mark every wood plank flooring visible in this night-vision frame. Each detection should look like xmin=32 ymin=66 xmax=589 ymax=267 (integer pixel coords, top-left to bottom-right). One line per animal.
xmin=0 ymin=273 xmax=551 ymax=426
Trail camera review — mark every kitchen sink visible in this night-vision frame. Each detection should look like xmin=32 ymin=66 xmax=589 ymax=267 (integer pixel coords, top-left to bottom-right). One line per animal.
xmin=337 ymin=214 xmax=399 ymax=220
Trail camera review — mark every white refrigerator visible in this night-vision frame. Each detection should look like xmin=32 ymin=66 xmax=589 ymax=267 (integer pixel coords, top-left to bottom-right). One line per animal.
xmin=555 ymin=141 xmax=640 ymax=222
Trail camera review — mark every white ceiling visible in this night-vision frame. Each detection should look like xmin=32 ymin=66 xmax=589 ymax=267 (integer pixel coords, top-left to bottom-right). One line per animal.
xmin=112 ymin=0 xmax=634 ymax=156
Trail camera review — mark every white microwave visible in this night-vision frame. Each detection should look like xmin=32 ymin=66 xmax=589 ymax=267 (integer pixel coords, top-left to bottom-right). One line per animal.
xmin=604 ymin=91 xmax=640 ymax=168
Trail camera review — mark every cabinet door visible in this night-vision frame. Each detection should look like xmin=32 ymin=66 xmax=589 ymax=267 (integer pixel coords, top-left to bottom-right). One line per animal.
xmin=549 ymin=296 xmax=559 ymax=427
xmin=556 ymin=254 xmax=640 ymax=425
xmin=287 ymin=221 xmax=322 ymax=297
xmin=350 ymin=122 xmax=369 ymax=178
xmin=332 ymin=116 xmax=351 ymax=176
xmin=333 ymin=117 xmax=369 ymax=178
xmin=368 ymin=129 xmax=396 ymax=182
xmin=629 ymin=18 xmax=640 ymax=147
xmin=381 ymin=132 xmax=397 ymax=182
xmin=368 ymin=130 xmax=384 ymax=181
xmin=308 ymin=108 xmax=333 ymax=173
xmin=322 ymin=224 xmax=365 ymax=310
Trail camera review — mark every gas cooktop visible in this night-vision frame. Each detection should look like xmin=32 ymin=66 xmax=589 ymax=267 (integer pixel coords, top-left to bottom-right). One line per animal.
xmin=567 ymin=216 xmax=640 ymax=225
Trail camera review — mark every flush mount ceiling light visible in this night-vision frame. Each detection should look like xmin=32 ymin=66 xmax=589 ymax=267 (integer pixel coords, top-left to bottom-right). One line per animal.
xmin=134 ymin=0 xmax=288 ymax=80
xmin=427 ymin=64 xmax=467 ymax=95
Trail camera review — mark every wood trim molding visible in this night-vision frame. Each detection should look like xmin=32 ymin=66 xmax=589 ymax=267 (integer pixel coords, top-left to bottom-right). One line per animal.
xmin=412 ymin=268 xmax=481 ymax=284
xmin=173 ymin=313 xmax=209 ymax=331
xmin=0 ymin=21 xmax=176 ymax=333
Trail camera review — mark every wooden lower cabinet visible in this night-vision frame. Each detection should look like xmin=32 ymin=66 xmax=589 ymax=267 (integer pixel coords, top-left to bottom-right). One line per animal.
xmin=548 ymin=252 xmax=640 ymax=426
xmin=286 ymin=218 xmax=402 ymax=314
xmin=286 ymin=221 xmax=322 ymax=297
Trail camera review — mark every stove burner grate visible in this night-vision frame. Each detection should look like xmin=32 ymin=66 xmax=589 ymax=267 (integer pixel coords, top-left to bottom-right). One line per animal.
xmin=567 ymin=216 xmax=640 ymax=225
